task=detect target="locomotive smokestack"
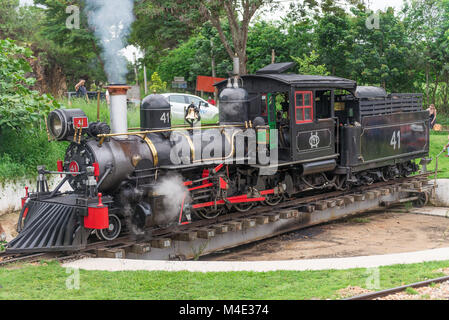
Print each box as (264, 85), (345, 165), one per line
(107, 85), (131, 137)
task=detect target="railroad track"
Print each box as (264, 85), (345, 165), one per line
(346, 276), (449, 300)
(0, 173), (434, 266)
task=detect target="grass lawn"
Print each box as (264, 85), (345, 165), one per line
(428, 132), (449, 178)
(0, 260), (449, 300)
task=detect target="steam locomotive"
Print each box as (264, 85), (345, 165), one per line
(7, 62), (430, 253)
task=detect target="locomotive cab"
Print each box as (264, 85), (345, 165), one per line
(215, 63), (357, 170)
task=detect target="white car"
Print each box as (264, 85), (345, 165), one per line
(161, 93), (219, 122)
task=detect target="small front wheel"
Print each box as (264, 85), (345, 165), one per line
(95, 214), (122, 241)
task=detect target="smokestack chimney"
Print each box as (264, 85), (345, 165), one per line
(233, 55), (240, 76)
(106, 85), (131, 137)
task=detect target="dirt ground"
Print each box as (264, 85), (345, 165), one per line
(0, 212), (18, 242)
(202, 209), (449, 261)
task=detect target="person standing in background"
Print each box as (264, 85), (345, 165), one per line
(207, 96), (216, 106)
(75, 79), (89, 102)
(427, 104), (437, 129)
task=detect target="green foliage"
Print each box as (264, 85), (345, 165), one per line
(291, 51), (330, 76)
(405, 287), (419, 295)
(156, 22), (233, 85)
(0, 241), (6, 252)
(0, 39), (59, 132)
(0, 129), (69, 182)
(149, 72), (167, 93)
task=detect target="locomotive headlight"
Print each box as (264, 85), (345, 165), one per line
(47, 109), (88, 141)
(48, 112), (63, 139)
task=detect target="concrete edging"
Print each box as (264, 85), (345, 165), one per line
(62, 247), (449, 273)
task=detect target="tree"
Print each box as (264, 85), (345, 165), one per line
(34, 0), (107, 89)
(0, 0), (20, 39)
(246, 21), (289, 73)
(0, 39), (59, 132)
(149, 72), (167, 93)
(291, 51), (330, 76)
(141, 0), (279, 75)
(197, 0), (279, 75)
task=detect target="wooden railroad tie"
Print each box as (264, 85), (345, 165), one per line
(267, 213), (280, 222)
(365, 191), (376, 200)
(326, 200), (337, 208)
(256, 216), (269, 225)
(280, 210), (298, 219)
(130, 243), (151, 255)
(335, 198), (345, 207)
(96, 248), (125, 259)
(342, 196), (355, 205)
(242, 218), (257, 229)
(151, 238), (172, 249)
(173, 231), (197, 242)
(226, 221), (242, 232)
(299, 205), (315, 213)
(315, 201), (327, 211)
(197, 229), (215, 239)
(214, 224), (229, 234)
(372, 190), (381, 198)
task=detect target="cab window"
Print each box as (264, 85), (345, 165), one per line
(295, 91), (313, 124)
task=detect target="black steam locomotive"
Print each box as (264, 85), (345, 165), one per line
(7, 62), (430, 253)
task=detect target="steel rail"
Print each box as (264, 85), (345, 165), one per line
(345, 275), (449, 300)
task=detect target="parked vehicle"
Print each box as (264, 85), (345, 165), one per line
(161, 93), (219, 122)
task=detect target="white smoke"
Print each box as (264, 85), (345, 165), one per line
(154, 175), (190, 224)
(85, 0), (135, 84)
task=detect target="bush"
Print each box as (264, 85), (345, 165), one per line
(0, 39), (59, 132)
(0, 129), (68, 182)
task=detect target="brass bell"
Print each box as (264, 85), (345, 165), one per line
(186, 107), (198, 121)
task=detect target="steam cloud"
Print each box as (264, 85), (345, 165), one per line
(154, 175), (190, 224)
(85, 0), (135, 84)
